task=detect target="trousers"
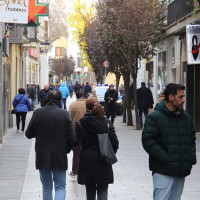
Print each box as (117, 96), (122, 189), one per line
(72, 141), (82, 174)
(39, 169), (66, 200)
(16, 112), (27, 131)
(85, 184), (108, 200)
(153, 173), (185, 200)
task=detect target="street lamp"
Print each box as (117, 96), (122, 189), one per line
(40, 40), (50, 52)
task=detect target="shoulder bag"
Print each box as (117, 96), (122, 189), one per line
(98, 120), (118, 165)
(11, 95), (24, 114)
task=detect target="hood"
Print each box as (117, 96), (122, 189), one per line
(80, 116), (108, 134)
(154, 100), (184, 117)
(60, 82), (67, 87)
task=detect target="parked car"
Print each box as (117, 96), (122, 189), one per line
(95, 85), (123, 115)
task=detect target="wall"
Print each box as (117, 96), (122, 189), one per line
(40, 52), (49, 89)
(0, 23), (3, 143)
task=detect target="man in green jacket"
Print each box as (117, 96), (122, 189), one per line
(142, 83), (196, 200)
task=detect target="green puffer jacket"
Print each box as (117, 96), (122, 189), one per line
(142, 101), (196, 177)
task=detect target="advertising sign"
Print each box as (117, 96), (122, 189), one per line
(0, 0), (29, 24)
(29, 48), (40, 60)
(187, 25), (200, 65)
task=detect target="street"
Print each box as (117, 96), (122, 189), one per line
(0, 98), (200, 200)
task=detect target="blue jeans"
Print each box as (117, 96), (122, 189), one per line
(39, 169), (66, 200)
(31, 98), (35, 111)
(61, 98), (67, 109)
(153, 173), (185, 200)
(139, 109), (148, 127)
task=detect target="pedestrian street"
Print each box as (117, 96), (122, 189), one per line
(0, 98), (200, 200)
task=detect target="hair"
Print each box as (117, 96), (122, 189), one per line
(18, 88), (25, 94)
(109, 84), (114, 88)
(76, 90), (84, 99)
(141, 82), (146, 87)
(46, 90), (62, 102)
(92, 104), (104, 117)
(164, 83), (185, 102)
(86, 98), (98, 110)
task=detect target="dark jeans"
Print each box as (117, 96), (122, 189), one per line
(16, 112), (27, 131)
(72, 141), (82, 174)
(69, 90), (73, 98)
(105, 104), (115, 124)
(31, 98), (35, 111)
(86, 184), (108, 200)
(139, 109), (148, 127)
(61, 98), (67, 109)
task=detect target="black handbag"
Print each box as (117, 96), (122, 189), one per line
(11, 95), (24, 114)
(97, 133), (118, 165)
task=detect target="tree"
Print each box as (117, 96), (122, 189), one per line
(96, 0), (164, 128)
(52, 56), (75, 81)
(48, 0), (68, 42)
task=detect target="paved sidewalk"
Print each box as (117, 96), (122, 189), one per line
(0, 102), (200, 199)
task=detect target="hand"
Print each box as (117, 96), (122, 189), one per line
(110, 98), (113, 101)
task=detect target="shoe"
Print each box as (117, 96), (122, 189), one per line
(68, 171), (77, 180)
(16, 130), (19, 134)
(21, 131), (24, 134)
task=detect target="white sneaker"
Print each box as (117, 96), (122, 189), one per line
(68, 171), (77, 180)
(16, 130), (19, 134)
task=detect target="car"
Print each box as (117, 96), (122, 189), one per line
(95, 85), (123, 115)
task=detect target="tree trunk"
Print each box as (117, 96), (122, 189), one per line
(123, 72), (133, 126)
(115, 72), (121, 93)
(123, 93), (126, 123)
(132, 76), (140, 130)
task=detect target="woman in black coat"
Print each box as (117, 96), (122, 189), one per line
(76, 98), (119, 200)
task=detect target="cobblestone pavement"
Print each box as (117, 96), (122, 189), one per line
(0, 97), (200, 200)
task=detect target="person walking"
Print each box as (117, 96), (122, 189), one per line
(25, 90), (76, 200)
(74, 81), (81, 94)
(84, 82), (92, 99)
(38, 85), (50, 107)
(59, 82), (69, 109)
(88, 90), (98, 101)
(12, 88), (31, 134)
(28, 84), (36, 111)
(68, 82), (74, 98)
(76, 98), (119, 200)
(137, 82), (154, 128)
(104, 84), (118, 124)
(142, 83), (196, 200)
(68, 90), (86, 180)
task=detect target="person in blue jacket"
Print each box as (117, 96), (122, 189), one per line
(59, 82), (69, 109)
(12, 88), (31, 134)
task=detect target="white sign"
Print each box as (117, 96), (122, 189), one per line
(0, 0), (29, 24)
(187, 25), (200, 65)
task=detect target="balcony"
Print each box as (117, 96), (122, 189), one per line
(168, 0), (196, 26)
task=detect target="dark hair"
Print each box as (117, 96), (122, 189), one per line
(46, 90), (62, 102)
(164, 83), (185, 102)
(86, 98), (98, 110)
(141, 82), (146, 87)
(76, 90), (84, 99)
(92, 104), (104, 117)
(18, 88), (25, 94)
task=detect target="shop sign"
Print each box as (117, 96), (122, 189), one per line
(29, 48), (40, 59)
(28, 0), (49, 26)
(187, 25), (200, 64)
(0, 0), (29, 24)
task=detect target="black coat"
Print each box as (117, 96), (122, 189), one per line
(104, 89), (118, 106)
(25, 101), (76, 170)
(38, 89), (50, 107)
(84, 84), (92, 95)
(76, 114), (119, 185)
(137, 86), (154, 109)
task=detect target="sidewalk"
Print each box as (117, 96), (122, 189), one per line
(0, 104), (200, 199)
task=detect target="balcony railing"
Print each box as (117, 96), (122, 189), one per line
(168, 0), (195, 26)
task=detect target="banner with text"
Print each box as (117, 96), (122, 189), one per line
(187, 25), (200, 65)
(0, 0), (29, 24)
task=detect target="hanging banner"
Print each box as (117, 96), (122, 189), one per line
(187, 25), (200, 65)
(28, 0), (49, 26)
(0, 0), (29, 24)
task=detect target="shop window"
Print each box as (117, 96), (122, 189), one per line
(158, 51), (167, 94)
